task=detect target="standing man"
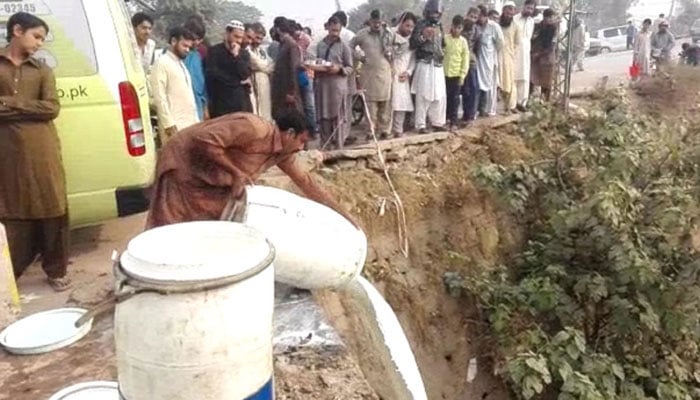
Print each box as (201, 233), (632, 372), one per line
(651, 20), (676, 69)
(476, 5), (504, 117)
(499, 1), (521, 114)
(572, 18), (586, 72)
(0, 13), (70, 291)
(184, 16), (208, 121)
(513, 0), (535, 110)
(146, 110), (356, 229)
(132, 12), (156, 74)
(633, 19), (653, 78)
(351, 10), (394, 138)
(315, 16), (354, 149)
(331, 11), (358, 145)
(206, 20), (253, 118)
(411, 0), (448, 134)
(626, 20), (637, 50)
(247, 22), (274, 121)
(461, 7), (481, 124)
(443, 15), (469, 131)
(271, 20), (303, 119)
(530, 9), (558, 102)
(151, 27), (200, 144)
(391, 12), (417, 137)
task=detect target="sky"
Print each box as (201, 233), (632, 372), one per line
(241, 0), (366, 34)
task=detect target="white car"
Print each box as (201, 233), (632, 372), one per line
(591, 25), (630, 53)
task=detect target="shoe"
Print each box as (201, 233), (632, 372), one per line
(379, 132), (390, 140)
(47, 276), (72, 292)
(344, 136), (358, 146)
(418, 128), (429, 134)
(432, 125), (446, 132)
(516, 104), (527, 112)
(449, 124), (458, 132)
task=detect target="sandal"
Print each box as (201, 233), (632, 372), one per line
(47, 277), (73, 292)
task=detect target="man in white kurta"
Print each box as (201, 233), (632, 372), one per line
(411, 0), (447, 133)
(513, 0), (535, 108)
(476, 6), (504, 117)
(391, 14), (417, 137)
(633, 19), (653, 78)
(247, 23), (274, 121)
(150, 27), (200, 144)
(499, 2), (521, 113)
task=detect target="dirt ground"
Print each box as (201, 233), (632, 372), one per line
(1, 116), (531, 399)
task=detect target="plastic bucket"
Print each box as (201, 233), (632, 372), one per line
(115, 222), (275, 400)
(240, 185), (367, 290)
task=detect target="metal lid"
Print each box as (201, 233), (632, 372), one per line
(48, 381), (119, 400)
(0, 308), (93, 355)
(120, 221), (274, 285)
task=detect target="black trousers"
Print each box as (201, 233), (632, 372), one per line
(445, 76), (462, 124)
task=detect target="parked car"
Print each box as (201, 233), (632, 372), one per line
(591, 26), (629, 53)
(0, 0), (157, 227)
(690, 18), (700, 43)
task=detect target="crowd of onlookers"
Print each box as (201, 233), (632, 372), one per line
(133, 0), (570, 150)
(628, 14), (700, 78)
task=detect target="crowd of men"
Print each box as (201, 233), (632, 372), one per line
(631, 15), (700, 78)
(135, 0), (565, 150)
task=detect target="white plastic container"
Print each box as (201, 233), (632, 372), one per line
(241, 185), (367, 289)
(115, 222), (275, 400)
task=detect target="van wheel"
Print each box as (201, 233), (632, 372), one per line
(600, 47), (611, 55)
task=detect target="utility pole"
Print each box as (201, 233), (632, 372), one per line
(670, 0), (677, 18)
(553, 0), (577, 112)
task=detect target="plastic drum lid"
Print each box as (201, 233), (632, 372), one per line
(0, 308), (93, 355)
(48, 381), (119, 400)
(120, 221), (273, 284)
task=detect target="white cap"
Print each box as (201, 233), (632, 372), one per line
(226, 20), (245, 31)
(503, 1), (517, 8)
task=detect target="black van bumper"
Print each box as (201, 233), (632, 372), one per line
(116, 187), (151, 217)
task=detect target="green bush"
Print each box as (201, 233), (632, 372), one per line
(464, 94), (700, 400)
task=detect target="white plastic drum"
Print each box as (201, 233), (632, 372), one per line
(242, 185), (367, 289)
(115, 222), (275, 400)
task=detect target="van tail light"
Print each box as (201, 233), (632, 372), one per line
(118, 81), (146, 157)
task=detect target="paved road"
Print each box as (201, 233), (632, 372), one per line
(572, 50), (635, 92)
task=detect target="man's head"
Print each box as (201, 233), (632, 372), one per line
(242, 23), (254, 48)
(642, 18), (652, 30)
(304, 26), (312, 36)
(477, 5), (489, 26)
(332, 11), (349, 28)
(326, 16), (343, 40)
(659, 13), (665, 19)
(184, 16), (206, 48)
(659, 19), (669, 33)
(451, 15), (464, 36)
(247, 22), (266, 48)
(501, 2), (516, 25)
(369, 9), (383, 32)
(543, 9), (556, 25)
(6, 12), (49, 56)
(423, 0), (443, 23)
(274, 109), (310, 151)
(131, 12), (153, 45)
(489, 9), (500, 22)
(522, 0), (536, 17)
(225, 20), (245, 46)
(168, 26), (194, 59)
(683, 42), (691, 51)
(465, 7), (479, 28)
(397, 12), (417, 37)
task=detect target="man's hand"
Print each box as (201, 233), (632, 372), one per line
(459, 78), (465, 87)
(230, 42), (241, 57)
(328, 64), (341, 74)
(398, 72), (409, 82)
(164, 125), (178, 140)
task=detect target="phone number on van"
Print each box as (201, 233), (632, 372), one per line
(2, 3), (37, 15)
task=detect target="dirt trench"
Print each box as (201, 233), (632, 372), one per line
(267, 126), (530, 400)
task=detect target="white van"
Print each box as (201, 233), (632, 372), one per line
(0, 0), (157, 227)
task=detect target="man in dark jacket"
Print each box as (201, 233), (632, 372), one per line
(205, 20), (252, 118)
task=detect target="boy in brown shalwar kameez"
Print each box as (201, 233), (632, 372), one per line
(0, 12), (70, 291)
(146, 110), (356, 229)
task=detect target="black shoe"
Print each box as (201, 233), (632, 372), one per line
(432, 125), (446, 132)
(418, 128), (430, 134)
(516, 104), (527, 112)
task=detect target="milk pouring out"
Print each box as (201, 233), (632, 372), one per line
(114, 186), (427, 399)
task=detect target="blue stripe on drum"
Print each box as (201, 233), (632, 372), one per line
(245, 379), (273, 399)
